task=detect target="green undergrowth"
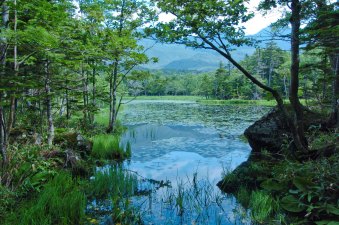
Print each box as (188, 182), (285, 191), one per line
(222, 150), (339, 224)
(4, 172), (86, 225)
(91, 134), (131, 160)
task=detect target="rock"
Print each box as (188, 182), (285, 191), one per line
(244, 106), (324, 154)
(244, 107), (290, 154)
(76, 134), (92, 156)
(218, 106), (326, 194)
(9, 127), (34, 144)
(54, 132), (92, 156)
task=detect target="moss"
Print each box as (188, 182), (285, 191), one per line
(54, 132), (78, 148)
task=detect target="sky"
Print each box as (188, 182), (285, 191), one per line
(159, 0), (285, 35)
(243, 0), (284, 35)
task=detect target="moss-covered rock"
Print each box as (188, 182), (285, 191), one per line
(54, 132), (92, 157)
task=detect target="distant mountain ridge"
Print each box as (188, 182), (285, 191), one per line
(140, 27), (291, 72)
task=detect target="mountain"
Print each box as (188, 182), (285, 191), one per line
(139, 27), (291, 72)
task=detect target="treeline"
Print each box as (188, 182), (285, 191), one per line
(0, 0), (156, 162)
(128, 41), (335, 103)
(0, 0), (338, 163)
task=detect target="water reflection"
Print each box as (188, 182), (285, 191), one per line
(115, 100), (270, 224)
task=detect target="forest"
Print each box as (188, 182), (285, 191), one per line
(0, 0), (338, 225)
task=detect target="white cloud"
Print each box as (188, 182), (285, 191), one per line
(243, 0), (285, 35)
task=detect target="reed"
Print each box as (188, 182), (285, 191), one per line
(91, 134), (131, 160)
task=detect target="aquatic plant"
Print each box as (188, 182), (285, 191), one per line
(91, 134), (131, 160)
(151, 174), (240, 224)
(90, 165), (138, 199)
(88, 166), (141, 225)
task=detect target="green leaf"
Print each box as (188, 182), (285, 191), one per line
(326, 204), (339, 216)
(260, 179), (285, 191)
(293, 177), (314, 192)
(280, 195), (306, 213)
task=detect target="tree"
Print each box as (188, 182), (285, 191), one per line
(79, 0), (155, 133)
(151, 0), (308, 154)
(303, 0), (339, 127)
(214, 62), (230, 99)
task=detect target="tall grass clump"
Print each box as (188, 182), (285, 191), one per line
(90, 166), (138, 199)
(88, 166), (141, 225)
(249, 190), (278, 224)
(6, 172), (86, 225)
(91, 134), (131, 160)
(236, 186), (251, 208)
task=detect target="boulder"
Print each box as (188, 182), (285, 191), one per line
(244, 107), (290, 154)
(244, 106), (324, 154)
(54, 132), (92, 157)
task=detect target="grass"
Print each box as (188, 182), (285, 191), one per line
(249, 191), (278, 224)
(5, 172), (86, 225)
(124, 95), (204, 101)
(87, 166), (141, 224)
(197, 98), (317, 107)
(91, 134), (131, 160)
(197, 99), (279, 106)
(157, 174), (235, 224)
(89, 166), (138, 199)
(236, 186), (251, 208)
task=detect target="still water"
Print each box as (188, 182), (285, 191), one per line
(89, 100), (270, 224)
(113, 100), (270, 225)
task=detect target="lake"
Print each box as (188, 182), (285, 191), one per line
(102, 100), (270, 224)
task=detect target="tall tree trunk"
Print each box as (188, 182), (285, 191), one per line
(45, 61), (54, 146)
(65, 79), (70, 120)
(91, 63), (96, 123)
(289, 0), (308, 153)
(107, 60), (119, 133)
(81, 62), (90, 124)
(0, 1), (9, 164)
(0, 96), (7, 164)
(283, 74), (289, 98)
(7, 0), (17, 134)
(328, 54), (339, 127)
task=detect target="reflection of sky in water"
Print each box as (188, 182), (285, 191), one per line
(116, 100), (269, 224)
(121, 100), (270, 184)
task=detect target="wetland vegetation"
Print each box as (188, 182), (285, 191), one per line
(1, 0), (338, 225)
